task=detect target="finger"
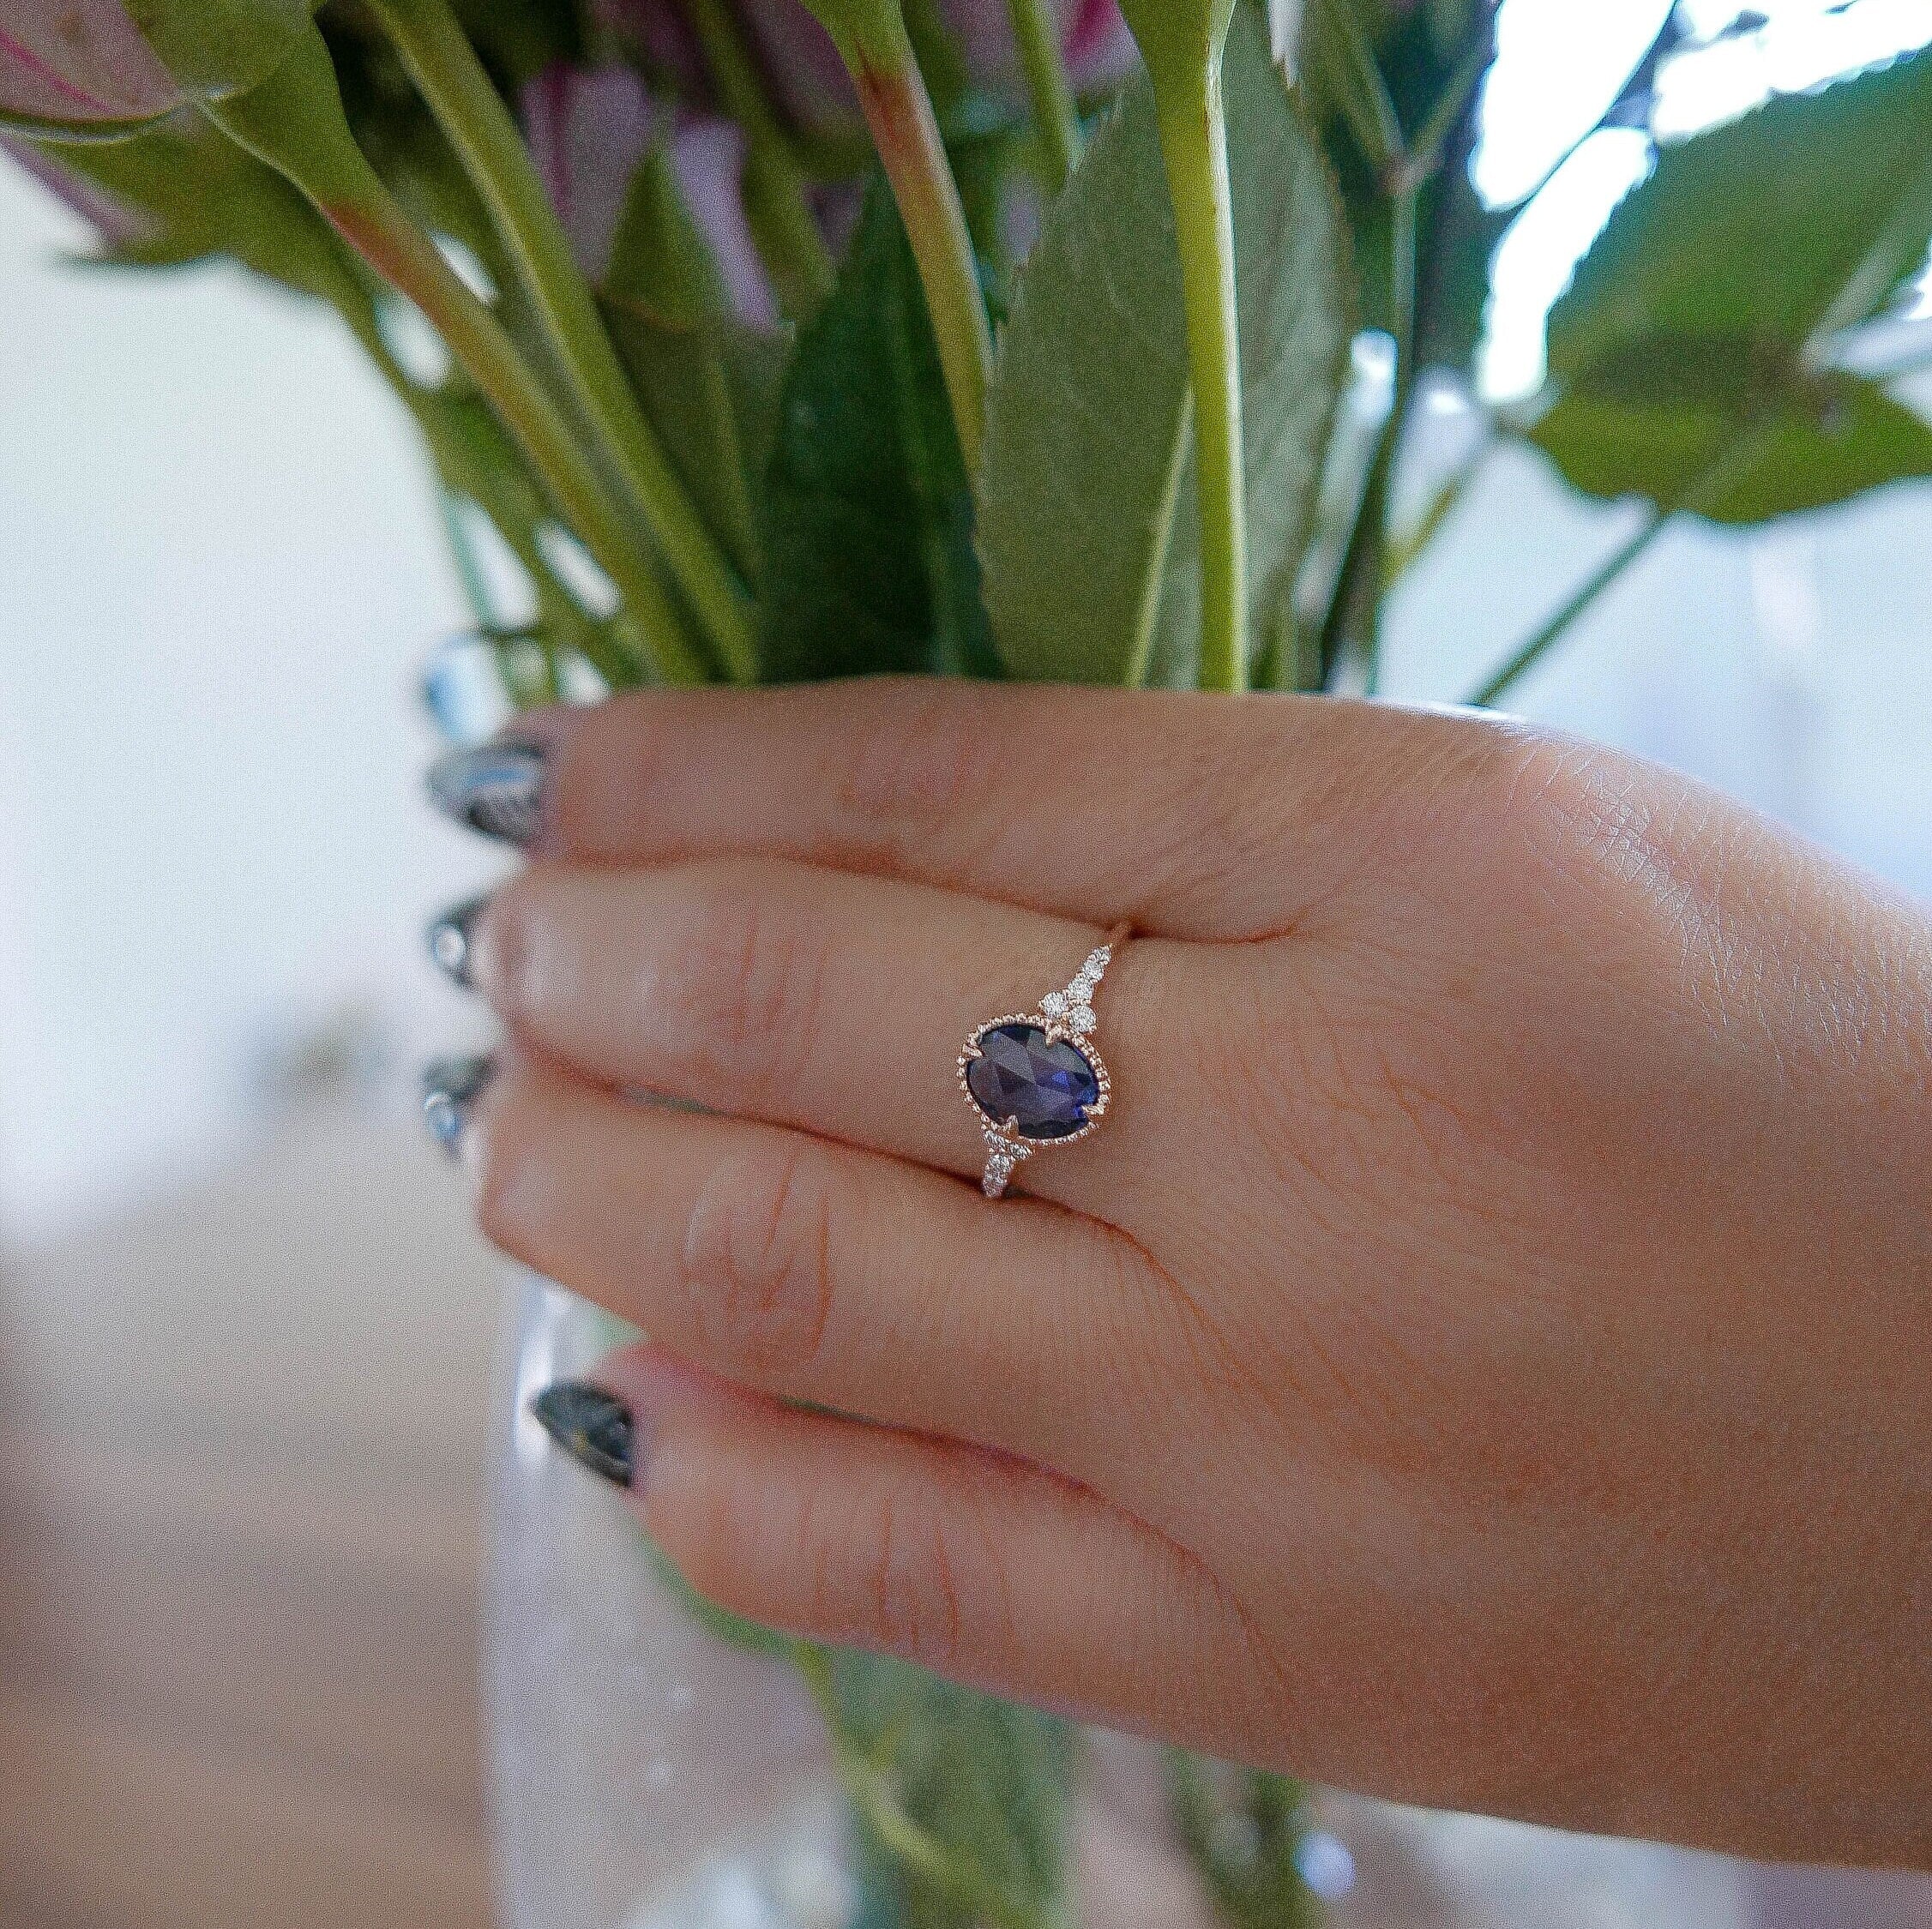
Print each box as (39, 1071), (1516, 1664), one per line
(577, 1344), (1274, 1745)
(472, 1060), (1183, 1502)
(472, 853), (1205, 1219)
(513, 679), (1516, 940)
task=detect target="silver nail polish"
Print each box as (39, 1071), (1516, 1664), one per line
(422, 1054), (496, 1155)
(426, 893), (491, 989)
(427, 741), (548, 846)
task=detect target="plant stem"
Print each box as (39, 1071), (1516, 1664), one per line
(364, 0), (758, 682)
(1383, 422), (1494, 591)
(1468, 417), (1777, 708)
(849, 25), (994, 472)
(1157, 61), (1246, 692)
(341, 201), (701, 682)
(1467, 509), (1662, 708)
(208, 29), (706, 684)
(1005, 0), (1081, 190)
(1317, 177), (1417, 691)
(1362, 177), (1418, 693)
(345, 285), (647, 686)
(790, 1644), (1050, 1929)
(681, 0), (837, 312)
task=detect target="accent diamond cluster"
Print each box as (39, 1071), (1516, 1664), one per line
(1042, 941), (1110, 1038)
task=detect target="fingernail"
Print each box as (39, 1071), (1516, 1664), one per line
(531, 1380), (637, 1489)
(427, 740), (548, 845)
(421, 1053), (495, 1156)
(426, 892), (491, 989)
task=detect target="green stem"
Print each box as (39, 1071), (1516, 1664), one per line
(682, 0), (837, 313)
(1005, 0), (1080, 190)
(790, 1645), (1051, 1929)
(1315, 177), (1419, 692)
(364, 0), (757, 681)
(1468, 510), (1662, 708)
(1469, 416), (1779, 707)
(1157, 62), (1246, 692)
(844, 19), (993, 472)
(209, 30), (704, 684)
(346, 287), (646, 686)
(1384, 424), (1494, 592)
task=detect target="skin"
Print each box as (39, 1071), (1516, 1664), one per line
(457, 678), (1932, 1866)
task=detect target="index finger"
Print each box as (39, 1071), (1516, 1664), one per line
(438, 678), (1518, 939)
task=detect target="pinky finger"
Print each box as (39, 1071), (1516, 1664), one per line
(538, 1345), (1271, 1744)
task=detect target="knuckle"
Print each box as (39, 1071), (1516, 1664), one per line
(681, 1139), (842, 1376)
(1486, 734), (1706, 916)
(658, 868), (829, 1101)
(1484, 735), (1749, 1009)
(831, 681), (1002, 870)
(830, 1480), (992, 1668)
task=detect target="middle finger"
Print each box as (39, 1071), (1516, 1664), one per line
(470, 855), (1197, 1221)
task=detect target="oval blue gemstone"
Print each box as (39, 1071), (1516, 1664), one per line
(966, 1023), (1099, 1141)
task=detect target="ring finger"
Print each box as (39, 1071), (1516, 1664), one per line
(467, 853), (1204, 1225)
(470, 1059), (1189, 1501)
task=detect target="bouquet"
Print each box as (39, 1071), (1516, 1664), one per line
(7, 0), (1930, 1920)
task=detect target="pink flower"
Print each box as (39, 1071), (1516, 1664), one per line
(0, 0), (179, 131)
(602, 0), (1136, 133)
(522, 64), (778, 328)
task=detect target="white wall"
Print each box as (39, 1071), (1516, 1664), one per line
(0, 161), (503, 1244)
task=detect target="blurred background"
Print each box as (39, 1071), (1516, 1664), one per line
(2, 0), (1929, 1925)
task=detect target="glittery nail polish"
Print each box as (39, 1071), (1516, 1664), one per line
(426, 740), (548, 845)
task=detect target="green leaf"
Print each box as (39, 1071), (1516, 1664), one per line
(1533, 357), (1932, 525)
(829, 1651), (1074, 1929)
(124, 0), (316, 105)
(755, 177), (996, 681)
(51, 107), (363, 302)
(979, 4), (1351, 685)
(601, 141), (791, 582)
(1550, 44), (1932, 372)
(1534, 45), (1932, 523)
(607, 302), (788, 585)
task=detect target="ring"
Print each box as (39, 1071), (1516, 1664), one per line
(958, 922), (1131, 1199)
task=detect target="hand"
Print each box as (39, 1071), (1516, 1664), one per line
(436, 679), (1932, 1866)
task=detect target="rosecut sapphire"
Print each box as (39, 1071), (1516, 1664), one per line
(966, 1023), (1099, 1140)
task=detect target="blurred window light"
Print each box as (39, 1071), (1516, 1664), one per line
(1655, 0), (1932, 137)
(1478, 129), (1653, 402)
(1472, 0), (1674, 207)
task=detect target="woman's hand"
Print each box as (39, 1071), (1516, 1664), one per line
(430, 679), (1932, 1866)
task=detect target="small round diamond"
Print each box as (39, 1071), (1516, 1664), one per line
(1068, 1005), (1096, 1035)
(1041, 990), (1068, 1016)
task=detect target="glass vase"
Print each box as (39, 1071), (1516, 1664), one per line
(485, 1276), (1930, 1929)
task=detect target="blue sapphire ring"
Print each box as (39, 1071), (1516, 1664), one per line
(958, 923), (1130, 1198)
